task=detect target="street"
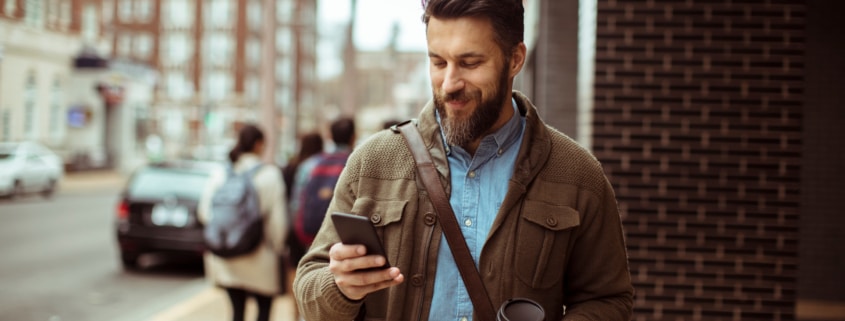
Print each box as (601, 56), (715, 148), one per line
(0, 173), (207, 321)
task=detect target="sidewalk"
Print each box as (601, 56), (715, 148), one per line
(146, 287), (298, 321)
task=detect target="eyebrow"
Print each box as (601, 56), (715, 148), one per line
(428, 51), (487, 59)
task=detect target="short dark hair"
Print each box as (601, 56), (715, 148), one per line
(422, 0), (524, 55)
(330, 117), (356, 146)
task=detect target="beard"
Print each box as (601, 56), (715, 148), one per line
(434, 62), (511, 149)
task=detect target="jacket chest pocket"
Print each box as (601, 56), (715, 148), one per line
(515, 201), (580, 289)
(350, 198), (407, 272)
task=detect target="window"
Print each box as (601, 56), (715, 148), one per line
(118, 0), (131, 22)
(59, 0), (70, 29)
(245, 75), (259, 102)
(204, 33), (233, 66)
(247, 0), (262, 32)
(162, 32), (193, 66)
(166, 72), (193, 100)
(205, 0), (232, 29)
(5, 0), (16, 17)
(204, 72), (231, 101)
(25, 0), (45, 28)
(276, 56), (292, 81)
(164, 0), (193, 28)
(102, 0), (113, 24)
(246, 38), (261, 68)
(275, 86), (291, 107)
(46, 0), (58, 26)
(135, 0), (151, 22)
(82, 4), (99, 42)
(50, 77), (64, 143)
(24, 72), (38, 139)
(275, 27), (292, 52)
(1, 109), (9, 141)
(117, 33), (131, 57)
(135, 33), (153, 60)
(276, 0), (293, 22)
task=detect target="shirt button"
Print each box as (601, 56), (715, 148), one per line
(468, 171), (476, 178)
(498, 148), (503, 155)
(460, 317), (468, 321)
(464, 218), (472, 227)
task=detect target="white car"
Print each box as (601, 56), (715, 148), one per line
(0, 141), (64, 198)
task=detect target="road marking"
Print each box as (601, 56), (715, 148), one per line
(145, 286), (220, 321)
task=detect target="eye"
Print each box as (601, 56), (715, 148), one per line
(430, 59), (447, 68)
(461, 61), (481, 68)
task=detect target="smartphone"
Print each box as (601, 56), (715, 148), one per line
(330, 212), (390, 271)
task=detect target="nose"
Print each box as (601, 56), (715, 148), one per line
(441, 65), (465, 95)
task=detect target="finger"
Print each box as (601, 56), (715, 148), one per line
(335, 268), (404, 300)
(328, 243), (366, 261)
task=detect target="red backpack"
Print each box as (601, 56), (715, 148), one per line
(293, 151), (350, 247)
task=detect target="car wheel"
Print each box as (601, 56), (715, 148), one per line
(12, 180), (24, 199)
(41, 179), (57, 198)
(121, 253), (140, 270)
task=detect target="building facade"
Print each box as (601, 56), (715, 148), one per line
(107, 0), (319, 161)
(0, 0), (122, 169)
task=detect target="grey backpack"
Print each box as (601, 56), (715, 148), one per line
(204, 164), (264, 258)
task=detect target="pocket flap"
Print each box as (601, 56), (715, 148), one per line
(351, 198), (407, 227)
(522, 201), (580, 231)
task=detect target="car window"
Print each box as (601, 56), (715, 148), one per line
(128, 168), (210, 200)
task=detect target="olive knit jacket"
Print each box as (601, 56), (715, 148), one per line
(294, 91), (634, 321)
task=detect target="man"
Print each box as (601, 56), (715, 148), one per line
(294, 0), (634, 320)
(292, 117), (356, 249)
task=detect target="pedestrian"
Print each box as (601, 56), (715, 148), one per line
(291, 117), (356, 249)
(282, 132), (325, 205)
(198, 123), (287, 321)
(293, 0), (634, 320)
(280, 131), (324, 321)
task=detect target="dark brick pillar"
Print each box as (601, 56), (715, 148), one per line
(592, 0), (803, 320)
(797, 0), (845, 319)
(532, 0), (579, 137)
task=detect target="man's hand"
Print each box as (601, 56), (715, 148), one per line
(328, 242), (405, 300)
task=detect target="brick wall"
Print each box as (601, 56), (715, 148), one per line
(592, 0), (803, 320)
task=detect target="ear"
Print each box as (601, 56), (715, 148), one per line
(508, 42), (527, 78)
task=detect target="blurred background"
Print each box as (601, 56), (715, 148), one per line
(1, 0), (843, 320)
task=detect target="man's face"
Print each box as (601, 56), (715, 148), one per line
(427, 16), (513, 148)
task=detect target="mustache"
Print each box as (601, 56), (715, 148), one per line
(438, 90), (473, 102)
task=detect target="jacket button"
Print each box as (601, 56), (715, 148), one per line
(410, 274), (425, 287)
(424, 212), (436, 226)
(546, 216), (558, 227)
(370, 214), (382, 224)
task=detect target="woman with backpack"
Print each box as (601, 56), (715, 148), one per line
(198, 124), (287, 321)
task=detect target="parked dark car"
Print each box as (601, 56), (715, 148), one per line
(115, 161), (223, 269)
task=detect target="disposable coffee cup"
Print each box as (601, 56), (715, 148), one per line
(496, 298), (545, 321)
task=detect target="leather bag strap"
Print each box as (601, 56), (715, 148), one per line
(393, 121), (497, 321)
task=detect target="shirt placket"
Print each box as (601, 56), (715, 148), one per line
(456, 165), (478, 320)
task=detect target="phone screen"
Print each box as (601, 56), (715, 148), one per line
(330, 212), (390, 271)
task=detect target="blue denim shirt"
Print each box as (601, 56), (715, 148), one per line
(429, 100), (525, 321)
